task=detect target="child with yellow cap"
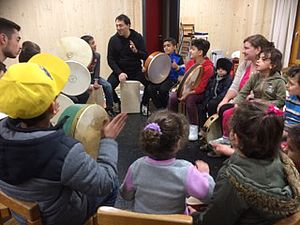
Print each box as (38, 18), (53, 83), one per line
(0, 53), (127, 225)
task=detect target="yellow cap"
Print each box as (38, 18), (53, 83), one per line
(0, 53), (70, 119)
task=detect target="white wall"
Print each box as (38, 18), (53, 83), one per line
(0, 0), (143, 77)
(180, 0), (274, 58)
(1, 0), (275, 75)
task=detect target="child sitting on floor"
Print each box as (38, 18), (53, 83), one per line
(120, 110), (215, 214)
(190, 101), (300, 225)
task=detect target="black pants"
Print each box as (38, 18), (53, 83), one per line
(147, 79), (177, 109)
(218, 103), (235, 133)
(198, 98), (223, 128)
(107, 72), (149, 105)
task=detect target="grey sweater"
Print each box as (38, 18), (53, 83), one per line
(0, 118), (118, 225)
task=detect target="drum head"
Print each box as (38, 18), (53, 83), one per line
(177, 63), (203, 98)
(62, 60), (91, 96)
(74, 104), (109, 159)
(58, 37), (93, 67)
(58, 104), (109, 159)
(51, 94), (74, 125)
(145, 52), (171, 84)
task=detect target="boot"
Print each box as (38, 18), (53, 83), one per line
(188, 125), (198, 141)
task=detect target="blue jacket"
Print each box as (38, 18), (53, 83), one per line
(168, 52), (185, 81)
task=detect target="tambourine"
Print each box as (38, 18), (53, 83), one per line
(177, 63), (204, 98)
(58, 36), (93, 67)
(62, 60), (91, 96)
(144, 51), (171, 84)
(58, 104), (109, 159)
(202, 114), (222, 144)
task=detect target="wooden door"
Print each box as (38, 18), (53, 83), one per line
(290, 3), (300, 65)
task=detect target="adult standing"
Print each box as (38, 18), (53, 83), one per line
(107, 14), (149, 115)
(0, 17), (21, 75)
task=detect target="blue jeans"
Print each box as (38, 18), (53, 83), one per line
(99, 77), (114, 109)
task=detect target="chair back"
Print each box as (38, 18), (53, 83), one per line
(97, 206), (192, 225)
(0, 190), (42, 225)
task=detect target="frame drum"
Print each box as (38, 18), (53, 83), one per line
(202, 114), (222, 144)
(62, 60), (91, 96)
(177, 63), (204, 98)
(58, 104), (109, 159)
(58, 36), (93, 67)
(144, 51), (171, 84)
(51, 94), (74, 125)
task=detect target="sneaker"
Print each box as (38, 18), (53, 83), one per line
(141, 104), (150, 116)
(188, 125), (198, 141)
(112, 102), (121, 114)
(209, 137), (231, 146)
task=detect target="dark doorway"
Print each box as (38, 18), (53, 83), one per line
(143, 0), (180, 54)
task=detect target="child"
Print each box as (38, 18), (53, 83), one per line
(190, 101), (300, 225)
(81, 35), (115, 117)
(234, 47), (286, 108)
(148, 38), (185, 109)
(285, 64), (300, 131)
(18, 41), (41, 62)
(198, 58), (233, 128)
(0, 53), (127, 225)
(120, 110), (215, 214)
(210, 47), (286, 148)
(168, 38), (214, 141)
(286, 124), (300, 172)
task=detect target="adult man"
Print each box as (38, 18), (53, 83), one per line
(107, 14), (149, 115)
(0, 17), (21, 75)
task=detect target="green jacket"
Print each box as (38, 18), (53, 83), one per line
(193, 152), (300, 225)
(234, 71), (286, 108)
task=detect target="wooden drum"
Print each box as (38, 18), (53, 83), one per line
(58, 104), (109, 159)
(120, 81), (141, 113)
(202, 114), (222, 144)
(144, 51), (171, 84)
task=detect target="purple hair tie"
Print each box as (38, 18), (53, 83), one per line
(144, 123), (162, 134)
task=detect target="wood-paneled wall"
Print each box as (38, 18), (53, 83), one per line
(1, 0), (274, 76)
(180, 0), (274, 58)
(0, 0), (143, 77)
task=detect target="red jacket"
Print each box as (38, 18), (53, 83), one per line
(185, 57), (214, 94)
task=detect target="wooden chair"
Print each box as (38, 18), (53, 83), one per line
(0, 191), (97, 225)
(274, 210), (300, 225)
(97, 206), (192, 225)
(0, 190), (42, 225)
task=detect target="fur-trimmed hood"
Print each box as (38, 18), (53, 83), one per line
(226, 152), (300, 217)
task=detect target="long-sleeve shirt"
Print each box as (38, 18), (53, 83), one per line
(185, 57), (214, 94)
(107, 29), (147, 77)
(234, 71), (286, 108)
(120, 156), (215, 214)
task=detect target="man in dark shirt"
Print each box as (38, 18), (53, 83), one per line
(107, 14), (149, 115)
(0, 17), (21, 76)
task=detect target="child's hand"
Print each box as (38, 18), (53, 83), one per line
(171, 60), (179, 70)
(195, 160), (209, 173)
(246, 93), (254, 101)
(188, 206), (197, 215)
(103, 113), (127, 139)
